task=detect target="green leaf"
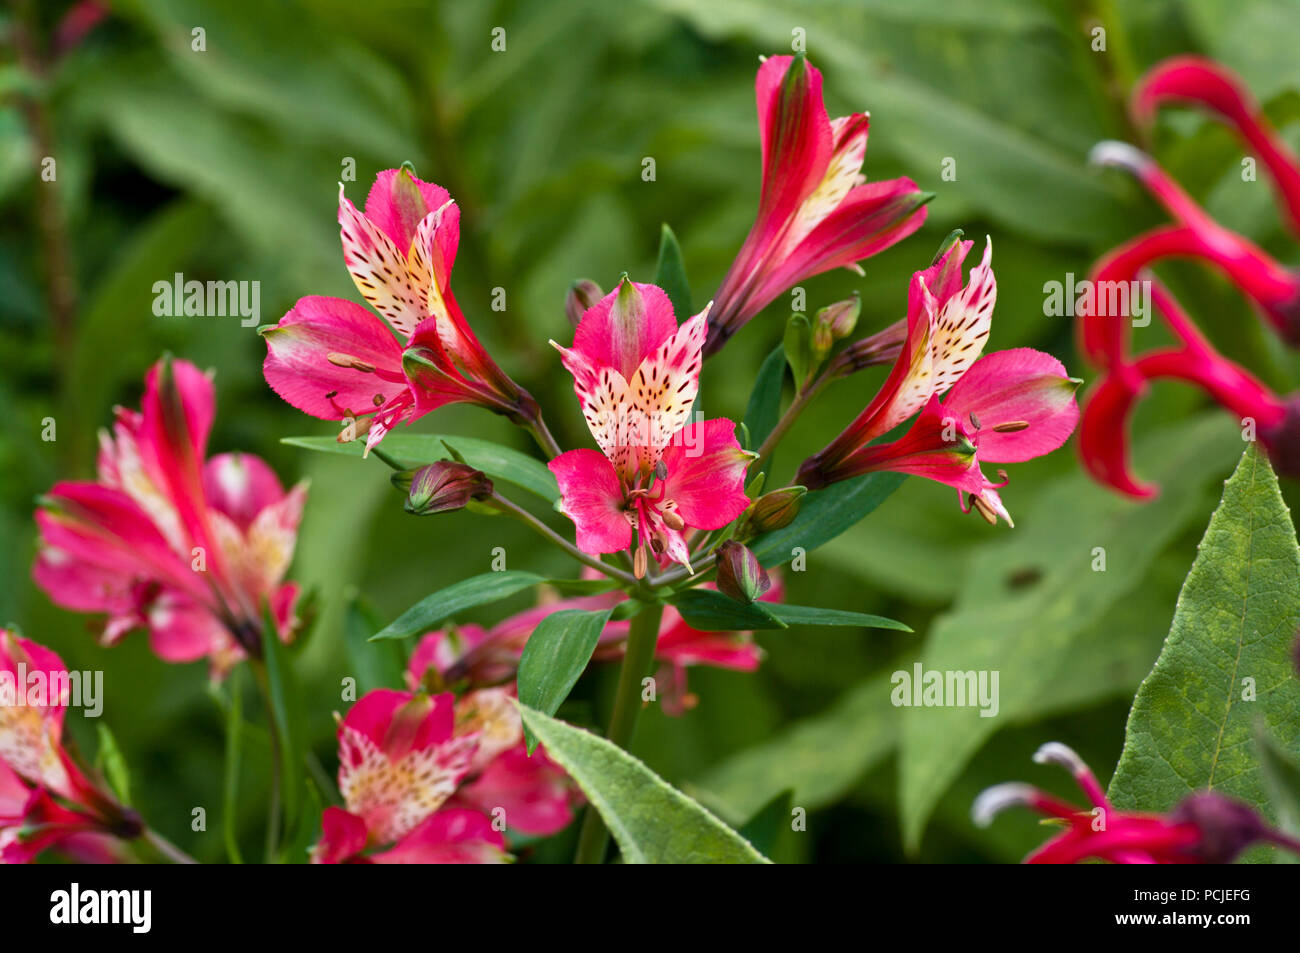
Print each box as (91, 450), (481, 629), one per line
(653, 223), (693, 319)
(94, 724), (133, 809)
(669, 588), (908, 632)
(517, 607), (616, 752)
(344, 588), (407, 694)
(736, 789), (795, 859)
(1108, 446), (1300, 863)
(369, 571), (546, 641)
(517, 704), (770, 863)
(259, 603), (306, 858)
(748, 472), (907, 568)
(282, 434), (559, 503)
(1256, 724), (1300, 856)
(898, 415), (1244, 852)
(221, 667), (245, 865)
(743, 346), (787, 453)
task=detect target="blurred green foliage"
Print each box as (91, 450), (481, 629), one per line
(3, 0), (1300, 863)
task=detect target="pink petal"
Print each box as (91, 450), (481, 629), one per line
(311, 807), (370, 864)
(369, 809), (507, 864)
(660, 419), (752, 531)
(262, 295), (407, 420)
(339, 689), (456, 754)
(144, 589), (231, 664)
(203, 452), (285, 529)
(754, 55), (833, 235)
(945, 348), (1080, 463)
(548, 449), (632, 555)
(363, 168), (452, 255)
(452, 743), (577, 837)
(562, 279), (678, 383)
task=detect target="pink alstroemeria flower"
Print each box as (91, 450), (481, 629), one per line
(705, 53), (929, 355)
(0, 632), (140, 864)
(312, 688), (507, 864)
(549, 279), (753, 574)
(33, 359), (306, 673)
(263, 167), (540, 453)
(974, 742), (1300, 864)
(797, 237), (1079, 524)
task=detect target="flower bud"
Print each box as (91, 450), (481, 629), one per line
(565, 279), (604, 326)
(714, 540), (772, 604)
(399, 462), (493, 516)
(1170, 791), (1269, 863)
(812, 293), (861, 355)
(746, 486), (806, 534)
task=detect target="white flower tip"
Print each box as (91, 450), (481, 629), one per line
(1089, 140), (1152, 176)
(1033, 741), (1087, 776)
(972, 783), (1036, 828)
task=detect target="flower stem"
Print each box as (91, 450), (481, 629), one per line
(490, 492), (639, 586)
(527, 415), (564, 460)
(249, 661), (283, 863)
(144, 827), (199, 864)
(573, 600), (665, 864)
(754, 375), (828, 473)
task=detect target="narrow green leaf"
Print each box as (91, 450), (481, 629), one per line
(783, 313), (812, 390)
(748, 472), (907, 568)
(1108, 446), (1300, 862)
(94, 724), (132, 808)
(653, 223), (692, 319)
(259, 604), (306, 855)
(221, 667), (244, 864)
(344, 588), (407, 693)
(743, 346), (787, 453)
(517, 607), (616, 752)
(669, 588), (908, 632)
(281, 434), (558, 502)
(370, 571), (546, 641)
(518, 704), (770, 863)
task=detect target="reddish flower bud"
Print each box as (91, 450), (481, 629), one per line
(715, 540), (772, 604)
(401, 462), (493, 516)
(812, 293), (861, 355)
(565, 279), (604, 327)
(744, 486), (807, 534)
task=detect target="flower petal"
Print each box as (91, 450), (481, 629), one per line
(548, 449), (632, 555)
(660, 418), (752, 531)
(945, 348), (1080, 463)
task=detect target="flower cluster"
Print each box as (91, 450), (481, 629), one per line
(1078, 57), (1300, 495)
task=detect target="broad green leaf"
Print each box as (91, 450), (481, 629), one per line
(748, 472), (907, 568)
(517, 607), (616, 752)
(654, 223), (693, 318)
(898, 415), (1243, 852)
(370, 571), (546, 641)
(1256, 725), (1300, 856)
(344, 588), (407, 694)
(282, 434), (559, 503)
(518, 704), (770, 863)
(95, 724), (133, 809)
(669, 588), (908, 632)
(1108, 446), (1300, 864)
(743, 346), (787, 454)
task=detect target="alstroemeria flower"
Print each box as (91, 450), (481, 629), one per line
(34, 358), (306, 674)
(705, 54), (929, 355)
(974, 742), (1300, 864)
(549, 279), (753, 573)
(263, 167), (539, 453)
(0, 632), (140, 864)
(313, 688), (507, 864)
(797, 238), (1078, 524)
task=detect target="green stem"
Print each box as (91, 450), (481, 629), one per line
(527, 415), (563, 460)
(573, 601), (665, 864)
(491, 492), (639, 586)
(144, 827), (199, 864)
(753, 374), (829, 474)
(250, 661), (282, 863)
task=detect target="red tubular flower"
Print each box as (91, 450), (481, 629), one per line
(262, 167), (540, 454)
(797, 238), (1078, 524)
(704, 53), (929, 355)
(33, 358), (306, 674)
(974, 742), (1300, 864)
(0, 632), (140, 863)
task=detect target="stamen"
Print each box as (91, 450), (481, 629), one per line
(633, 545), (647, 579)
(969, 412), (981, 430)
(327, 352), (376, 373)
(991, 420), (1030, 433)
(972, 783), (1037, 828)
(970, 495), (998, 525)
